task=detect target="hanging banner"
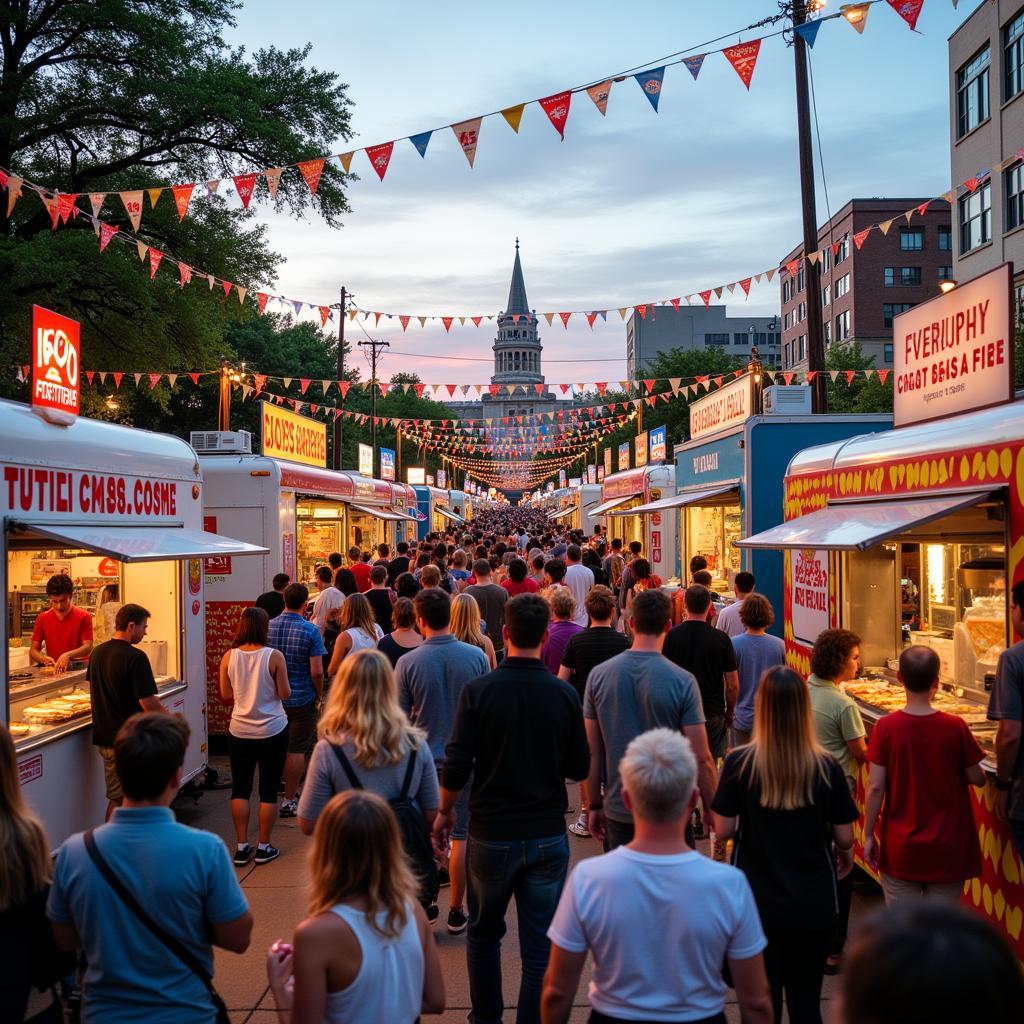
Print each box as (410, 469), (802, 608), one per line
(689, 374), (755, 441)
(31, 305), (80, 426)
(634, 430), (649, 468)
(380, 447), (396, 481)
(451, 118), (482, 168)
(648, 424), (667, 463)
(587, 80), (612, 115)
(618, 441), (631, 472)
(358, 442), (373, 477)
(604, 447), (613, 478)
(634, 67), (665, 111)
(539, 91), (571, 138)
(723, 40), (762, 90)
(892, 263), (1013, 429)
(261, 400), (327, 467)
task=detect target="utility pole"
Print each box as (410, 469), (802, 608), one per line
(334, 286), (348, 470)
(792, 1), (827, 413)
(358, 337), (390, 477)
(218, 358), (231, 431)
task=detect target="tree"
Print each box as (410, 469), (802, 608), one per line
(0, 1), (353, 398)
(823, 342), (893, 414)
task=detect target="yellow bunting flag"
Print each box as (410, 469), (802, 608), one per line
(500, 103), (526, 133)
(147, 188), (162, 209)
(338, 152), (354, 173)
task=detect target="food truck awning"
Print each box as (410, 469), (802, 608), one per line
(608, 481), (740, 516)
(735, 491), (995, 552)
(10, 523), (269, 562)
(590, 494), (642, 517)
(548, 507), (575, 521)
(348, 503), (417, 522)
(436, 506), (466, 525)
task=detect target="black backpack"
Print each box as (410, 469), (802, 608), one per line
(331, 743), (440, 909)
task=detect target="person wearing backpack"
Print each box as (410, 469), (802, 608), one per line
(297, 650), (441, 921)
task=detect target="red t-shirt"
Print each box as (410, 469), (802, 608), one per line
(868, 709), (984, 883)
(502, 578), (539, 597)
(31, 606), (93, 659)
(349, 562), (372, 593)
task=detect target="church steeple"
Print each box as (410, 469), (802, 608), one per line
(492, 241), (542, 386)
(505, 237), (530, 315)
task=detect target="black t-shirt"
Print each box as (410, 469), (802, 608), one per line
(255, 590), (285, 620)
(662, 620), (737, 717)
(560, 626), (630, 700)
(711, 750), (859, 935)
(87, 639), (158, 747)
(387, 556), (410, 587)
(365, 588), (394, 634)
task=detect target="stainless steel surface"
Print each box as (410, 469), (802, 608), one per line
(844, 547), (899, 670)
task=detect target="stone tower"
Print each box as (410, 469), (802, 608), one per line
(491, 239), (545, 387)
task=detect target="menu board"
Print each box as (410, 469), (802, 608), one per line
(297, 522), (339, 560)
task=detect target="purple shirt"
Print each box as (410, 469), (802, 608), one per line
(543, 620), (584, 675)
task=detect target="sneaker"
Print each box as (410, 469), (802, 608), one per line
(568, 815), (591, 838)
(447, 907), (468, 935)
(426, 903), (440, 925)
(437, 866), (450, 888)
(254, 844), (280, 865)
(233, 844), (254, 867)
(279, 799), (297, 818)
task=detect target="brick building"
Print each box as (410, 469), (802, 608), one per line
(779, 199), (952, 373)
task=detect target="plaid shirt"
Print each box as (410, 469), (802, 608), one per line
(268, 612), (326, 708)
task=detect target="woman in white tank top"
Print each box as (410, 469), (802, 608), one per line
(266, 790), (445, 1023)
(326, 594), (385, 679)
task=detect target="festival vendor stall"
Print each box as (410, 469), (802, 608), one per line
(2, 398), (266, 846)
(597, 464), (677, 583)
(737, 264), (1024, 957)
(413, 485), (464, 538)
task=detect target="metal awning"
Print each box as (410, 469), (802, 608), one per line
(549, 507), (575, 521)
(10, 523), (269, 563)
(436, 506), (466, 525)
(608, 481), (740, 516)
(735, 491), (994, 552)
(590, 493), (642, 517)
(348, 503), (416, 522)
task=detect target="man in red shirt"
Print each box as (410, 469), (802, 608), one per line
(347, 545), (372, 593)
(864, 645), (986, 903)
(30, 573), (94, 672)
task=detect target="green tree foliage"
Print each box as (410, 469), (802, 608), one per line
(0, 0), (353, 395)
(823, 342), (893, 414)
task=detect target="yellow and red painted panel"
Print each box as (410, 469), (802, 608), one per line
(205, 600), (253, 734)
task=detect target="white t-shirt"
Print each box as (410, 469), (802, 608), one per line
(715, 597), (747, 638)
(548, 847), (766, 1022)
(312, 586), (345, 632)
(563, 562), (594, 627)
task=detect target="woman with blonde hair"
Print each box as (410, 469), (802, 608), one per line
(266, 790), (445, 1023)
(296, 651), (440, 915)
(92, 582), (122, 644)
(712, 666), (858, 1024)
(449, 592), (497, 669)
(326, 594), (385, 677)
(1, 725), (71, 1021)
(541, 587), (583, 674)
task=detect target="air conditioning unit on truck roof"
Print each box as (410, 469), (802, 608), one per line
(189, 430), (252, 454)
(762, 385), (812, 416)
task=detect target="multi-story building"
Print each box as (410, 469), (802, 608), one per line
(625, 305), (781, 379)
(948, 1), (1024, 307)
(779, 199), (951, 373)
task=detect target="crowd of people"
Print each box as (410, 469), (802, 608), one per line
(4, 505), (1024, 1024)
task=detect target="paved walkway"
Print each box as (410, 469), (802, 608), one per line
(176, 757), (879, 1023)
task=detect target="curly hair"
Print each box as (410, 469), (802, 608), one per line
(810, 628), (861, 680)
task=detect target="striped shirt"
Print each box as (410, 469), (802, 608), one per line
(267, 612), (326, 708)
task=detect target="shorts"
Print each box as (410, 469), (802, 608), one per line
(229, 727), (290, 803)
(98, 746), (123, 802)
(705, 715), (728, 761)
(284, 701), (318, 755)
(437, 759), (470, 841)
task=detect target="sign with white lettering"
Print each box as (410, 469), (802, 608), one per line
(380, 448), (395, 481)
(31, 306), (80, 425)
(618, 442), (631, 472)
(792, 548), (830, 646)
(358, 443), (373, 477)
(634, 431), (648, 468)
(407, 467), (425, 485)
(689, 374), (754, 441)
(893, 263), (1013, 428)
(648, 425), (667, 463)
(261, 401), (327, 467)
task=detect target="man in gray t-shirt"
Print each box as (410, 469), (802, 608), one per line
(583, 589), (716, 850)
(988, 581), (1024, 859)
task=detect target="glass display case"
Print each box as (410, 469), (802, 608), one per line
(683, 502), (742, 593)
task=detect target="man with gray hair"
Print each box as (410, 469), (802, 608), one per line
(542, 728), (772, 1024)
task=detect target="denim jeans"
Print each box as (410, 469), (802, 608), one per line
(466, 832), (570, 1024)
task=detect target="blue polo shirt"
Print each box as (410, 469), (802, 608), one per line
(268, 610), (327, 708)
(47, 807), (248, 1024)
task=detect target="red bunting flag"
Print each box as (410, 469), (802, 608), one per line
(916, 200), (930, 217)
(366, 142), (394, 182)
(806, 371), (817, 383)
(188, 372), (200, 385)
(596, 382), (608, 396)
(586, 312), (598, 328)
(786, 259), (800, 277)
(535, 384), (545, 395)
(670, 297), (681, 310)
(738, 278), (752, 297)
(338, 382), (352, 399)
(699, 290), (711, 308)
(41, 194), (59, 229)
(442, 317), (453, 332)
(644, 380), (655, 393)
(112, 372), (124, 388)
(446, 384), (457, 397)
(319, 306), (330, 327)
(888, 0), (924, 31)
(723, 40), (762, 90)
(233, 173), (258, 210)
(254, 374), (266, 395)
(637, 305), (647, 320)
(148, 373), (161, 389)
(471, 316), (482, 327)
(845, 370), (856, 385)
(57, 193), (78, 224)
(257, 292), (270, 314)
(488, 384), (500, 397)
(399, 315), (410, 331)
(99, 223), (118, 252)
(782, 372), (795, 386)
(559, 312), (571, 327)
(377, 382), (389, 396)
(299, 379), (310, 394)
(538, 91), (572, 139)
(852, 228), (871, 250)
(178, 263), (192, 288)
(148, 248), (163, 279)
(878, 370), (891, 384)
(85, 371), (95, 385)
(171, 184), (194, 221)
(374, 312), (382, 326)
(297, 159), (325, 196)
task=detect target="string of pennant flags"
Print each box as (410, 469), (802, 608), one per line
(0, 0), (929, 226)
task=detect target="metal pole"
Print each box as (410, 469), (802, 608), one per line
(334, 286), (347, 470)
(358, 338), (390, 477)
(396, 425), (402, 482)
(218, 358), (231, 431)
(792, 1), (827, 413)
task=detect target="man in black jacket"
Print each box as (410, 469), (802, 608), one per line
(435, 593), (589, 1024)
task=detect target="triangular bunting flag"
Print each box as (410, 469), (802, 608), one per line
(236, 286), (246, 305)
(299, 379), (310, 395)
(636, 304), (647, 320)
(559, 312), (571, 327)
(916, 200), (930, 217)
(794, 19), (822, 47)
(829, 371), (840, 383)
(683, 54), (705, 80)
(878, 370), (891, 384)
(170, 183), (194, 221)
(723, 40), (762, 90)
(148, 248), (163, 279)
(544, 312), (555, 326)
(786, 259), (800, 277)
(619, 308), (628, 320)
(887, 0), (924, 31)
(842, 3), (870, 32)
(146, 188), (161, 210)
(471, 316), (482, 327)
(338, 152), (354, 173)
(188, 372), (200, 385)
(366, 143), (394, 182)
(99, 223), (118, 252)
(133, 373), (142, 387)
(178, 263), (192, 288)
(418, 316), (427, 328)
(120, 190), (144, 231)
(264, 168), (282, 198)
(233, 173), (258, 210)
(853, 227), (871, 250)
(5, 176), (21, 215)
(442, 317), (453, 332)
(399, 315), (410, 331)
(739, 278), (752, 296)
(586, 80), (612, 115)
(634, 67), (665, 111)
(148, 373), (162, 390)
(40, 194), (59, 230)
(56, 193), (78, 224)
(699, 290), (711, 308)
(206, 179), (221, 196)
(257, 293), (270, 314)
(586, 312), (598, 328)
(845, 370), (857, 385)
(538, 91), (571, 139)
(223, 280), (233, 297)
(878, 218), (894, 235)
(338, 382), (352, 399)
(500, 103), (526, 133)
(112, 372), (123, 389)
(452, 117), (482, 168)
(297, 158), (325, 196)
(806, 371), (817, 383)
(89, 193), (106, 217)
(410, 131), (432, 158)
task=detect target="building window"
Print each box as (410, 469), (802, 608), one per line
(1006, 10), (1024, 102)
(884, 343), (894, 364)
(959, 182), (992, 253)
(937, 266), (954, 280)
(1015, 283), (1024, 325)
(938, 225), (952, 250)
(733, 332), (749, 345)
(834, 235), (850, 263)
(883, 303), (913, 328)
(900, 228), (924, 251)
(835, 309), (851, 341)
(884, 267), (895, 286)
(821, 285), (830, 308)
(799, 335), (806, 361)
(824, 321), (831, 345)
(901, 267), (921, 286)
(705, 333), (729, 346)
(821, 248), (830, 273)
(796, 266), (805, 292)
(834, 273), (850, 298)
(798, 301), (806, 323)
(1007, 163), (1024, 232)
(782, 279), (792, 303)
(957, 46), (990, 138)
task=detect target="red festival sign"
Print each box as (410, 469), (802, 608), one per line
(31, 305), (80, 425)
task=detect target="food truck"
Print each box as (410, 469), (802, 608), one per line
(547, 483), (603, 535)
(2, 399), (266, 846)
(448, 489), (472, 523)
(596, 464), (677, 584)
(670, 374), (889, 629)
(413, 485), (464, 538)
(737, 265), (1024, 957)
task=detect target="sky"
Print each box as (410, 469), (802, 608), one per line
(230, 0), (974, 388)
